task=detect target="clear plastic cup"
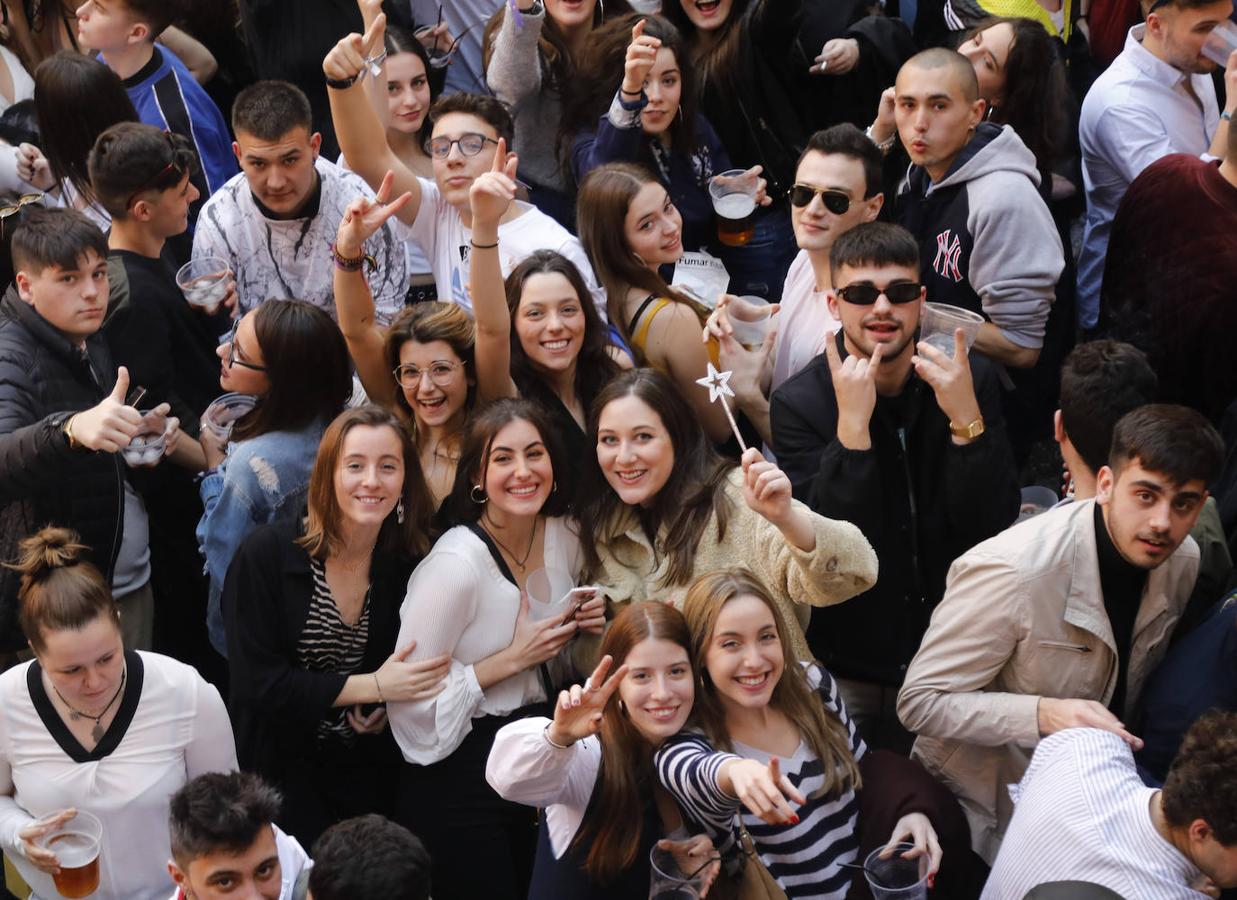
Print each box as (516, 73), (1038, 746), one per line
(918, 302), (985, 357)
(708, 169), (759, 247)
(38, 809), (103, 899)
(649, 843), (707, 899)
(121, 411), (167, 468)
(726, 297), (778, 350)
(201, 392), (258, 441)
(1202, 19), (1237, 66)
(176, 257), (231, 309)
(863, 843), (929, 900)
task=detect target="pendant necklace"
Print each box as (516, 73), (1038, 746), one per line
(52, 667), (126, 743)
(483, 515), (540, 573)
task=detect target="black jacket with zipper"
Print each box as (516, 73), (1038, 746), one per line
(0, 287), (127, 648)
(770, 333), (1019, 685)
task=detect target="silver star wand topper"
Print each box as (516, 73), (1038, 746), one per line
(695, 363), (747, 452)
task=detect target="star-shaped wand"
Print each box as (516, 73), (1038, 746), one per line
(695, 362), (747, 452)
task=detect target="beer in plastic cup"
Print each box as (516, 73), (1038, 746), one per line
(709, 169), (758, 247)
(39, 810), (102, 899)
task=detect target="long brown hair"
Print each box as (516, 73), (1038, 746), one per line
(383, 301), (477, 445)
(571, 600), (694, 883)
(683, 568), (861, 799)
(661, 0), (752, 96)
(575, 162), (703, 351)
(580, 368), (733, 586)
(8, 527), (120, 653)
(298, 406), (434, 561)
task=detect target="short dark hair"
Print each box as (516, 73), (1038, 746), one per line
(1059, 341), (1158, 476)
(426, 92), (514, 147)
(1161, 711), (1237, 845)
(1142, 0), (1225, 14)
(113, 0), (184, 37)
(168, 772), (282, 868)
(829, 221), (920, 277)
(88, 122), (200, 220)
(232, 81), (313, 142)
(1109, 404), (1224, 487)
(900, 47), (980, 103)
(10, 207), (108, 276)
(309, 815), (432, 900)
(797, 124), (884, 199)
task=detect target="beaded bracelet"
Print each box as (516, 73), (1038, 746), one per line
(331, 242), (377, 273)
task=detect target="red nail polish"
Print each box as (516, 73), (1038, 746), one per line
(928, 874), (936, 890)
(789, 814), (800, 825)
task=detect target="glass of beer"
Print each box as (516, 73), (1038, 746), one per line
(708, 169), (759, 247)
(39, 809), (102, 899)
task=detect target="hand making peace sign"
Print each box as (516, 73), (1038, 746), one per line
(336, 171), (413, 258)
(544, 654), (629, 749)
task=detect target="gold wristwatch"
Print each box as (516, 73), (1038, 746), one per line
(949, 417), (985, 440)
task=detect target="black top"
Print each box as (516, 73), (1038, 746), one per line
(222, 519), (415, 779)
(28, 650), (144, 763)
(1093, 503), (1146, 716)
(105, 247), (229, 431)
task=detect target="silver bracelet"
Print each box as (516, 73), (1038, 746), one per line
(864, 124), (897, 153)
(542, 723), (572, 750)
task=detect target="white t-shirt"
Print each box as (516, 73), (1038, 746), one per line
(193, 158), (410, 324)
(0, 46), (34, 113)
(0, 651), (237, 900)
(982, 729), (1208, 900)
(771, 249), (839, 394)
(405, 176), (606, 319)
(164, 826), (310, 900)
(336, 153), (432, 278)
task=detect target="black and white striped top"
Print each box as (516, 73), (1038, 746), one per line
(655, 665), (866, 899)
(295, 559), (372, 743)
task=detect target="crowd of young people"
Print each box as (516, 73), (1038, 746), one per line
(0, 0), (1234, 898)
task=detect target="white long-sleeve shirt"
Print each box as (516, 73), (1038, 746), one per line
(388, 518), (583, 764)
(0, 651), (237, 900)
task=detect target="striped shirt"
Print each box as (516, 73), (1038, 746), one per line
(656, 665), (866, 899)
(295, 559), (371, 743)
(982, 729), (1208, 899)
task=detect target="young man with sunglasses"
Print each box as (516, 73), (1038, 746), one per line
(192, 80), (410, 325)
(770, 221), (1018, 751)
(323, 17), (606, 318)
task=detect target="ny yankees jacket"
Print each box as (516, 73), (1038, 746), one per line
(895, 123), (1064, 353)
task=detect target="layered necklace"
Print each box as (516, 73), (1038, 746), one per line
(482, 514), (541, 573)
(52, 666), (126, 743)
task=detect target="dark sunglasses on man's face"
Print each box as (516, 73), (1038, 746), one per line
(787, 184), (853, 215)
(835, 282), (922, 305)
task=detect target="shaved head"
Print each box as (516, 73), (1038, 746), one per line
(898, 48), (981, 103)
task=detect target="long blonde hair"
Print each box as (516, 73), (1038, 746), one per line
(682, 568), (861, 799)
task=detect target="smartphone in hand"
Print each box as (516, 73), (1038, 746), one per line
(558, 586), (599, 627)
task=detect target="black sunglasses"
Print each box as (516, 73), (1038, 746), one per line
(835, 282), (922, 305)
(126, 132), (199, 209)
(787, 184), (853, 215)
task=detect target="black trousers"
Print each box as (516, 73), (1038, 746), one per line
(397, 706), (545, 900)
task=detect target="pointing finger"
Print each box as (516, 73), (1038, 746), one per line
(361, 13), (386, 55)
(491, 137), (507, 173)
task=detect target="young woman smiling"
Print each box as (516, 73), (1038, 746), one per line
(579, 368), (878, 664)
(487, 601), (720, 899)
(223, 406), (446, 848)
(469, 141), (623, 465)
(657, 569), (977, 899)
(389, 398), (606, 900)
(577, 162), (776, 444)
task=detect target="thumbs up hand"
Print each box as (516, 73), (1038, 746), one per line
(66, 366), (144, 453)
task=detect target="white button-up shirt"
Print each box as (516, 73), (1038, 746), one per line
(1077, 25), (1219, 328)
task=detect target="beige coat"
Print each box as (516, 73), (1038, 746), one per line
(592, 470), (879, 662)
(896, 499), (1198, 863)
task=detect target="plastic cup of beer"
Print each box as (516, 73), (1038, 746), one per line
(176, 256), (231, 309)
(39, 809), (102, 899)
(918, 302), (984, 357)
(1201, 19), (1237, 66)
(726, 297), (777, 350)
(709, 169), (759, 247)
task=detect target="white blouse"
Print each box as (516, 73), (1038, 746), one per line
(0, 651), (237, 900)
(389, 518), (583, 765)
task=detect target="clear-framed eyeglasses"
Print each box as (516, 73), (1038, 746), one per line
(393, 360), (464, 388)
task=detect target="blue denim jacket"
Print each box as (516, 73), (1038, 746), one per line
(197, 421), (325, 655)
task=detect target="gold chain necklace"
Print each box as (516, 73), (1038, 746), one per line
(482, 515), (540, 573)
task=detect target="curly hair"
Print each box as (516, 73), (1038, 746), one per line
(1161, 711), (1237, 845)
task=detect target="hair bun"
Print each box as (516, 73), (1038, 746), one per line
(10, 526), (88, 581)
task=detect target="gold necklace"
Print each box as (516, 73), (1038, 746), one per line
(483, 515), (540, 572)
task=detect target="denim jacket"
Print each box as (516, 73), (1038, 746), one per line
(197, 420), (325, 655)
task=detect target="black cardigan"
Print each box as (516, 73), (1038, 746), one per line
(222, 519), (416, 779)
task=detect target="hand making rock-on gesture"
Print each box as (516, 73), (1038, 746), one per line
(824, 335), (885, 452)
(912, 327), (984, 444)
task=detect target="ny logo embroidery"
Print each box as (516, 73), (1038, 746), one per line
(933, 230), (963, 283)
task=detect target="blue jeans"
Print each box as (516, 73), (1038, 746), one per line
(716, 205), (798, 301)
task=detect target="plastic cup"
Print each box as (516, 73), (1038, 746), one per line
(649, 843), (706, 899)
(38, 809), (102, 899)
(918, 302), (985, 357)
(863, 843), (929, 900)
(524, 567), (575, 621)
(708, 169), (759, 247)
(726, 297), (777, 350)
(176, 257), (231, 309)
(121, 411), (167, 469)
(628, 0), (662, 10)
(1201, 19), (1237, 66)
(201, 392), (258, 441)
(414, 25), (454, 69)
